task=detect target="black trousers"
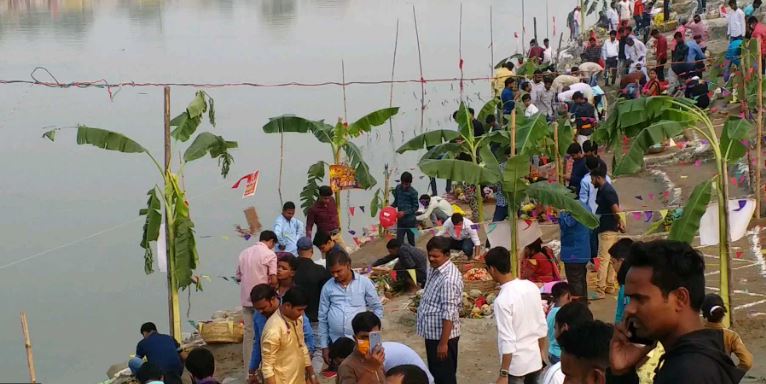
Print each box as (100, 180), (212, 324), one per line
(397, 227), (416, 246)
(655, 59), (667, 81)
(425, 337), (459, 384)
(508, 370), (541, 384)
(564, 263), (588, 299)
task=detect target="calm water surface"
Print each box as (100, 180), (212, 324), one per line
(0, 0), (583, 382)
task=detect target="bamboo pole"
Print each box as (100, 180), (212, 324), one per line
(388, 19), (399, 145)
(164, 86), (182, 341)
(459, 3), (464, 98)
(20, 312), (36, 383)
(510, 111), (519, 277)
(534, 17), (538, 43)
(757, 38), (763, 219)
(413, 6), (426, 133)
(554, 122), (562, 184)
(521, 0), (526, 53)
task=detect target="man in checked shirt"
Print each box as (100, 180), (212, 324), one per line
(416, 236), (464, 384)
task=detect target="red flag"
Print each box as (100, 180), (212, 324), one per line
(232, 171), (260, 198)
(349, 207), (356, 217)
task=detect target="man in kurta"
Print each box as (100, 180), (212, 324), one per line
(260, 288), (319, 384)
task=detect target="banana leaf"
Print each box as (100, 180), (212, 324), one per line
(397, 130), (462, 153)
(556, 120), (575, 158)
(495, 54), (524, 69)
(502, 154), (531, 201)
(183, 132), (238, 178)
(587, 0), (599, 15)
(419, 159), (500, 185)
(477, 99), (500, 124)
(515, 113), (549, 155)
(669, 179), (713, 243)
(525, 182), (599, 229)
(479, 143), (500, 173)
(720, 118), (753, 164)
(347, 107), (399, 137)
(343, 141), (377, 189)
(171, 91), (209, 142)
(76, 125), (146, 153)
(420, 142), (463, 161)
(262, 115), (334, 143)
(300, 161), (327, 214)
(613, 120), (685, 176)
(139, 187), (162, 275)
(174, 216), (198, 289)
(455, 102), (474, 142)
(370, 188), (382, 217)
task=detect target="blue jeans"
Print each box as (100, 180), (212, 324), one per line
(493, 205), (509, 222)
(450, 238), (474, 258)
(129, 357), (144, 374)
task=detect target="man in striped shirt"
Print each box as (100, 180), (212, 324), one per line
(416, 236), (463, 384)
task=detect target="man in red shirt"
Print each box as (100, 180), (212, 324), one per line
(748, 16), (766, 73)
(528, 39), (546, 63)
(650, 29), (669, 81)
(306, 185), (346, 250)
(634, 0), (645, 31)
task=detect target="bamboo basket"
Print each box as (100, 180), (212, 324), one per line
(463, 279), (498, 293)
(452, 260), (487, 274)
(199, 321), (244, 344)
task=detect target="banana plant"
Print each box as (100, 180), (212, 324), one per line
(398, 101), (597, 275)
(262, 107), (399, 225)
(43, 91), (235, 338)
(594, 96), (754, 326)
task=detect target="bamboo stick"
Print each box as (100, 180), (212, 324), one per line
(757, 38), (763, 219)
(509, 111), (519, 277)
(459, 3), (464, 97)
(388, 19), (400, 145)
(413, 6), (426, 133)
(554, 122), (562, 184)
(164, 87), (182, 341)
(21, 312), (36, 383)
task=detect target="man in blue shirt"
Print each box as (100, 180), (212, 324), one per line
(686, 37), (707, 77)
(567, 143), (587, 196)
(129, 322), (183, 380)
(501, 77), (516, 115)
(745, 0), (762, 16)
(248, 284), (315, 381)
(318, 250), (384, 367)
(392, 171), (419, 246)
(273, 201), (305, 256)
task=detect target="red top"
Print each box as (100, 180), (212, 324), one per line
(753, 23), (766, 54)
(655, 34), (668, 62)
(521, 250), (559, 284)
(634, 0), (644, 16)
(529, 46), (545, 60)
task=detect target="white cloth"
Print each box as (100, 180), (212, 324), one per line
(485, 220), (543, 253)
(557, 82), (594, 104)
(626, 39), (647, 67)
(543, 47), (553, 64)
(579, 62), (604, 79)
(436, 218), (481, 246)
(699, 199), (755, 246)
(381, 342), (435, 384)
(540, 362), (565, 384)
(727, 8), (747, 38)
(552, 75), (581, 93)
(602, 38), (620, 59)
(416, 196), (454, 222)
(493, 279), (548, 377)
(525, 103), (540, 117)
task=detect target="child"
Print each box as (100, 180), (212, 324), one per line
(547, 282), (573, 364)
(701, 294), (753, 372)
(608, 238), (633, 323)
(522, 93), (539, 117)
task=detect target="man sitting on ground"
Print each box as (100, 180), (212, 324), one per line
(436, 213), (481, 259)
(416, 194), (453, 226)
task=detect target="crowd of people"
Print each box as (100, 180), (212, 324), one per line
(123, 1), (765, 384)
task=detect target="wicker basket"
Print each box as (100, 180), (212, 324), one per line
(453, 260), (487, 274)
(463, 279), (498, 293)
(199, 320), (244, 344)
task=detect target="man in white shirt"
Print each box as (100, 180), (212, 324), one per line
(625, 37), (648, 80)
(416, 194), (453, 225)
(602, 30), (620, 85)
(607, 6), (619, 31)
(436, 213), (481, 258)
(484, 247), (548, 384)
(536, 78), (557, 120)
(558, 82), (594, 105)
(727, 0), (747, 39)
(542, 38), (553, 65)
(617, 0), (633, 23)
(522, 94), (540, 117)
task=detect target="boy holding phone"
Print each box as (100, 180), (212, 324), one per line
(337, 312), (386, 384)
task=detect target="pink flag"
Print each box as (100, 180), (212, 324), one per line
(232, 171), (260, 198)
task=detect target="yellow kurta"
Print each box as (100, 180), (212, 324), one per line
(493, 67), (515, 96)
(261, 310), (311, 383)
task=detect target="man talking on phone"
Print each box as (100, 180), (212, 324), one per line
(609, 240), (744, 384)
(337, 312), (386, 383)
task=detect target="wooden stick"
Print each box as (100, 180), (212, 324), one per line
(413, 5), (426, 133)
(21, 312), (36, 383)
(554, 122), (562, 184)
(459, 3), (464, 98)
(341, 60), (348, 122)
(388, 19), (400, 144)
(510, 111), (517, 156)
(757, 38), (763, 219)
(521, 0), (526, 54)
(534, 17), (538, 43)
(489, 5), (495, 96)
(163, 86), (181, 341)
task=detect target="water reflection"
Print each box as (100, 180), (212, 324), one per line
(116, 0), (162, 26)
(259, 0), (296, 31)
(0, 0), (94, 40)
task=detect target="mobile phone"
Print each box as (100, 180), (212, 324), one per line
(627, 320), (654, 345)
(369, 331), (382, 350)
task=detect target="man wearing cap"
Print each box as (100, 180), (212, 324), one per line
(293, 236), (332, 373)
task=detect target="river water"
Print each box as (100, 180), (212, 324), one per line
(0, 0), (582, 382)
